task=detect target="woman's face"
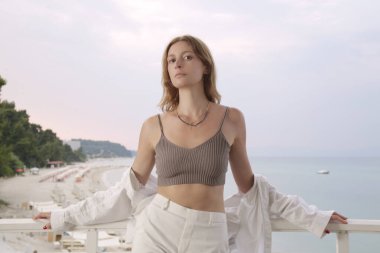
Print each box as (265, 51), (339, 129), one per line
(167, 41), (207, 89)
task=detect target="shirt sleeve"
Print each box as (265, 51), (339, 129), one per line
(50, 168), (141, 232)
(266, 178), (333, 238)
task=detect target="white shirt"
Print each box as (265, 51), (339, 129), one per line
(51, 168), (332, 253)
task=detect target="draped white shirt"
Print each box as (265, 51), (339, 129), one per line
(50, 168), (333, 253)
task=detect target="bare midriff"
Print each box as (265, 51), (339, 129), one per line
(157, 184), (225, 212)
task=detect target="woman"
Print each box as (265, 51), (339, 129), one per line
(34, 35), (347, 252)
(130, 35), (254, 252)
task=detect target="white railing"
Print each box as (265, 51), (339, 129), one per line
(1, 218), (380, 253)
(272, 219), (380, 253)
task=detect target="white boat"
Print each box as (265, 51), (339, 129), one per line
(317, 170), (330, 174)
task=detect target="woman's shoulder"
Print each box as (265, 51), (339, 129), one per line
(140, 114), (161, 133)
(216, 104), (246, 143)
(143, 114), (159, 124)
(219, 104), (245, 124)
(138, 114), (162, 146)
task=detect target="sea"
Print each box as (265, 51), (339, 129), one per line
(102, 156), (380, 253)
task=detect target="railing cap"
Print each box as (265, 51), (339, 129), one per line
(1, 218), (380, 233)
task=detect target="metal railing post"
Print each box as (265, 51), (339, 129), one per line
(86, 228), (98, 253)
(336, 231), (349, 253)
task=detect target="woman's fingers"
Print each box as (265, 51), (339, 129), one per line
(336, 212), (345, 218)
(325, 212), (349, 235)
(33, 212), (52, 229)
(332, 215), (347, 224)
(330, 212), (348, 224)
(43, 223), (52, 230)
(328, 211), (348, 225)
(334, 212), (348, 220)
(33, 212), (51, 220)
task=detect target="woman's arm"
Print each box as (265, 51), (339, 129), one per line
(33, 168), (139, 231)
(131, 115), (160, 185)
(33, 115), (160, 230)
(267, 180), (347, 237)
(228, 108), (254, 193)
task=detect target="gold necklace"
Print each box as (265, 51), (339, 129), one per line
(176, 102), (210, 127)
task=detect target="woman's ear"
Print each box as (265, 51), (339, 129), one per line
(204, 66), (209, 75)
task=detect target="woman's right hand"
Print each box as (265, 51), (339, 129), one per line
(33, 212), (52, 230)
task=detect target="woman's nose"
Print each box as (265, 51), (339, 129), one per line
(175, 58), (183, 68)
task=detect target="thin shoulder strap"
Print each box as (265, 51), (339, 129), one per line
(218, 106), (229, 131)
(157, 114), (164, 136)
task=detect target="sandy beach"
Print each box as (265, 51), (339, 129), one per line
(0, 157), (134, 253)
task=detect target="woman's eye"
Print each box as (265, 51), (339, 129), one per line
(184, 55), (193, 60)
(168, 59), (175, 63)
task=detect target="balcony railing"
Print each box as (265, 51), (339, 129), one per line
(1, 218), (380, 253)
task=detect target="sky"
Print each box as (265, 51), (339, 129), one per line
(1, 0), (379, 157)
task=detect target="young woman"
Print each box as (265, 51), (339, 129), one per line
(34, 35), (347, 253)
(130, 35), (254, 252)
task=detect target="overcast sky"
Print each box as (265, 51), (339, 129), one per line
(1, 0), (379, 156)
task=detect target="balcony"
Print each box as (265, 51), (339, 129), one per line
(1, 218), (380, 253)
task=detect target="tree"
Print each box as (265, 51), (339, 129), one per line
(0, 145), (14, 176)
(0, 75), (6, 101)
(0, 105), (86, 170)
(0, 75), (86, 176)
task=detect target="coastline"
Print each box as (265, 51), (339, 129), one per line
(0, 157), (134, 253)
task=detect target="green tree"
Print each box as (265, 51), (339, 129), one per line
(74, 147), (86, 161)
(0, 101), (36, 167)
(0, 75), (6, 101)
(0, 75), (85, 176)
(0, 145), (14, 176)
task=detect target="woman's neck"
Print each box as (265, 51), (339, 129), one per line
(177, 89), (209, 118)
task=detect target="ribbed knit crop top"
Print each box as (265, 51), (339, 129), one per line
(155, 107), (231, 186)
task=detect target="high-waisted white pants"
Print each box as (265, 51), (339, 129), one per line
(131, 194), (230, 253)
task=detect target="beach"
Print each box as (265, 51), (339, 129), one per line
(0, 157), (134, 253)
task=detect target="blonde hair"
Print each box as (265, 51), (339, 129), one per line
(159, 35), (221, 112)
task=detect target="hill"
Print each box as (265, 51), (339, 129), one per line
(71, 139), (135, 158)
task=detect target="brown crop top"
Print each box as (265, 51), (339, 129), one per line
(155, 107), (231, 186)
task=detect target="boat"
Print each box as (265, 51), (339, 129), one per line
(317, 170), (329, 174)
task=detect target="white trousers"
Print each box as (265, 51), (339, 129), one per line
(131, 194), (230, 253)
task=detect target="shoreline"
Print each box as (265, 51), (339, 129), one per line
(0, 157), (135, 211)
(0, 157), (134, 253)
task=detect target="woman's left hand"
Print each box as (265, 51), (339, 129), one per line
(325, 212), (348, 234)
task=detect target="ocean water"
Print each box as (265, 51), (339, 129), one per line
(249, 157), (380, 253)
(103, 156), (380, 253)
